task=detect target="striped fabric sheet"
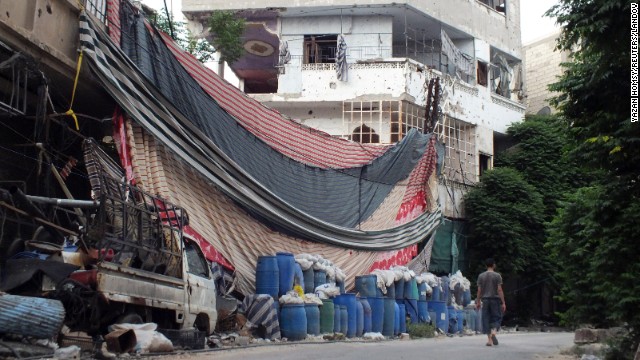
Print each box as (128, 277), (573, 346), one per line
(158, 31), (391, 169)
(240, 295), (281, 340)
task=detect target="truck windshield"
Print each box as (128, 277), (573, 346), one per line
(185, 241), (209, 278)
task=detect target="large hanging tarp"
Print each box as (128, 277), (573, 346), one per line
(78, 11), (441, 250)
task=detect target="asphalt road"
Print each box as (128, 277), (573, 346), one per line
(180, 332), (574, 360)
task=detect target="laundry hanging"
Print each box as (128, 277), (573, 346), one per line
(336, 35), (348, 81)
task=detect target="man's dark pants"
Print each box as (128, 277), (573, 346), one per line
(481, 298), (502, 334)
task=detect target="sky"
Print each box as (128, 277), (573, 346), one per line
(141, 0), (561, 45)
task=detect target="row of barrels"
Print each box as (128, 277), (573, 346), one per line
(256, 253), (343, 297)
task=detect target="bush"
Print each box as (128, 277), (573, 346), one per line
(406, 322), (435, 338)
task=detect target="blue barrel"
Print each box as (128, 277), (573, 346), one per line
(386, 283), (395, 298)
(355, 275), (377, 298)
(393, 302), (400, 335)
(256, 256), (279, 298)
(428, 300), (448, 333)
(369, 297), (384, 333)
(453, 283), (464, 305)
(336, 293), (357, 338)
(476, 307), (482, 333)
(337, 281), (346, 294)
(432, 284), (441, 301)
(294, 263), (305, 292)
(339, 305), (348, 334)
(457, 309), (464, 333)
(441, 276), (451, 304)
(314, 270), (327, 289)
(398, 302), (406, 334)
(404, 299), (418, 323)
(428, 311), (436, 326)
(417, 300), (429, 323)
(465, 308), (476, 332)
(280, 304), (307, 340)
(320, 299), (334, 334)
(463, 289), (472, 306)
(394, 278), (405, 299)
(360, 298), (372, 333)
(447, 306), (457, 334)
(382, 297), (395, 337)
(405, 278), (418, 300)
(276, 252), (295, 296)
(356, 299), (364, 337)
(303, 268), (315, 294)
(333, 302), (341, 333)
(418, 282), (428, 301)
(305, 304), (320, 335)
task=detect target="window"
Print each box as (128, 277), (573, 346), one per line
(185, 241), (209, 278)
(343, 100), (425, 144)
(477, 61), (488, 87)
(434, 117), (477, 184)
(479, 153), (492, 178)
(478, 0), (506, 13)
(304, 35), (338, 64)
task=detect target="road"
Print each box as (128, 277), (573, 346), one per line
(179, 332), (574, 360)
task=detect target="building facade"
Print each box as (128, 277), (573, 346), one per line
(183, 0), (526, 222)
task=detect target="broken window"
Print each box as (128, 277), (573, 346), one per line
(477, 61), (488, 87)
(479, 153), (491, 178)
(434, 116), (477, 183)
(185, 240), (209, 278)
(304, 35), (338, 64)
(477, 0), (506, 13)
(343, 100), (425, 144)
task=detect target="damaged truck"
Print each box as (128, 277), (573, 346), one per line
(1, 140), (218, 336)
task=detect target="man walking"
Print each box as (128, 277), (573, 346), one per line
(476, 258), (506, 346)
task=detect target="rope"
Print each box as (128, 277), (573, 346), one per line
(65, 51), (84, 130)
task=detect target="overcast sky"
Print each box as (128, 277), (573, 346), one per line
(142, 0), (561, 45)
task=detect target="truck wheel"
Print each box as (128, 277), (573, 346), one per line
(194, 314), (210, 334)
(117, 313), (143, 324)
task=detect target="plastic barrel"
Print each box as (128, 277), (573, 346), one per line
(393, 302), (400, 335)
(255, 256), (279, 298)
(457, 309), (464, 333)
(382, 297), (395, 337)
(355, 275), (377, 298)
(276, 252), (295, 296)
(441, 276), (451, 304)
(280, 304), (307, 340)
(303, 268), (315, 294)
(432, 284), (441, 301)
(398, 302), (406, 334)
(305, 304), (320, 335)
(453, 283), (464, 305)
(314, 270), (327, 289)
(337, 281), (346, 294)
(333, 302), (341, 333)
(369, 297), (384, 333)
(340, 305), (348, 335)
(404, 299), (419, 323)
(360, 298), (372, 333)
(405, 278), (419, 300)
(356, 299), (364, 337)
(418, 300), (429, 323)
(463, 289), (472, 306)
(427, 300), (448, 333)
(428, 311), (436, 326)
(447, 305), (457, 334)
(320, 299), (334, 334)
(418, 282), (428, 301)
(386, 283), (395, 299)
(336, 293), (357, 338)
(294, 263), (305, 292)
(475, 308), (482, 333)
(394, 278), (405, 299)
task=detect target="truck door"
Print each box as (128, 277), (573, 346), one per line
(184, 240), (217, 333)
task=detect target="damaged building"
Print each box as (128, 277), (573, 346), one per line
(0, 0), (448, 351)
(182, 0), (526, 273)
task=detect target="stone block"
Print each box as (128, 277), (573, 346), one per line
(574, 328), (599, 344)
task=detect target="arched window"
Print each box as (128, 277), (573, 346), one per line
(352, 125), (380, 144)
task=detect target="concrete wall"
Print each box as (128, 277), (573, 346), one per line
(523, 32), (568, 114)
(183, 0), (522, 59)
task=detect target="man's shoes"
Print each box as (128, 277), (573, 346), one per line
(491, 333), (499, 345)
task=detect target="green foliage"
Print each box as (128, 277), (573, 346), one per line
(151, 9), (215, 63)
(406, 322), (435, 338)
(208, 11), (245, 64)
(465, 167), (547, 277)
(545, 0), (640, 352)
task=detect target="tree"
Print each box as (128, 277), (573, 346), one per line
(546, 0), (640, 356)
(151, 8), (215, 63)
(208, 11), (245, 76)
